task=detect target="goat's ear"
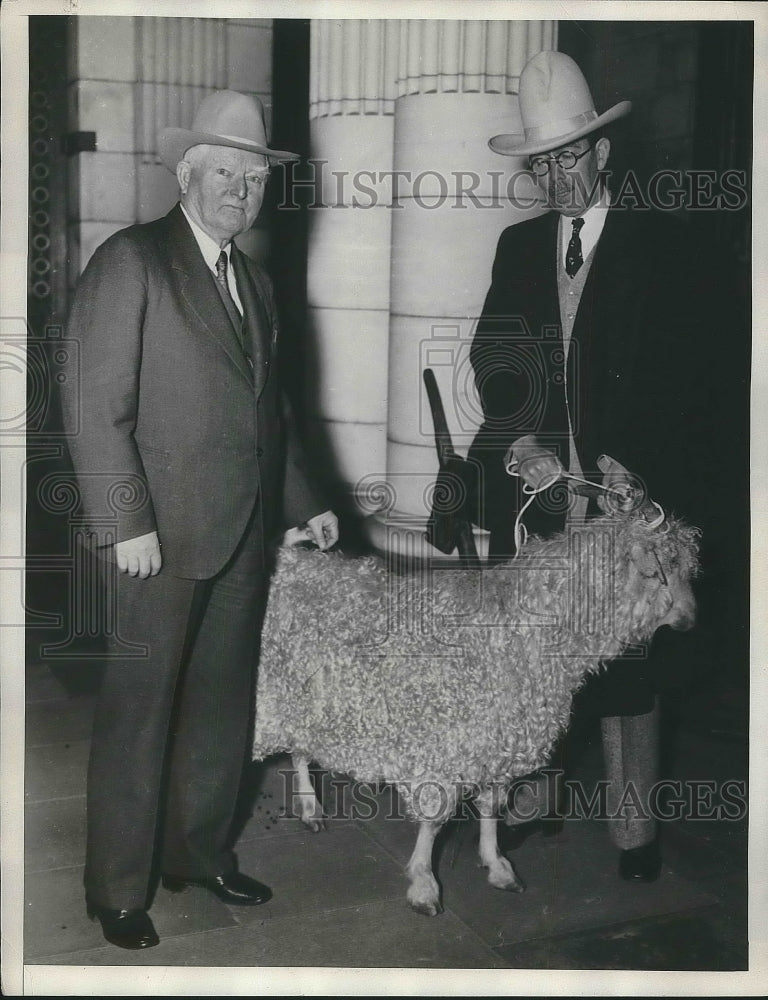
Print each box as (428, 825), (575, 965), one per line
(629, 543), (666, 582)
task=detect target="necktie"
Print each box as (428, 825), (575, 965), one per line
(565, 217), (585, 278)
(216, 250), (253, 371)
(215, 249), (253, 369)
(215, 250), (242, 326)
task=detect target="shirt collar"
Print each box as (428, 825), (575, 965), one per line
(180, 203), (231, 273)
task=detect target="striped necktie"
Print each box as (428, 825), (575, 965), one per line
(215, 249), (255, 375)
(215, 250), (242, 323)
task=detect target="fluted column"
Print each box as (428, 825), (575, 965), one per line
(306, 20), (399, 499)
(383, 20), (557, 551)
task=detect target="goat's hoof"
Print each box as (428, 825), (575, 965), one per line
(499, 876), (526, 893)
(407, 878), (443, 916)
(485, 861), (526, 893)
(489, 875), (526, 893)
(488, 862), (525, 892)
(409, 899), (443, 917)
(301, 817), (327, 833)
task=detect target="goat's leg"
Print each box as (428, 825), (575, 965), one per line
(476, 788), (525, 893)
(406, 821), (443, 916)
(292, 755), (326, 832)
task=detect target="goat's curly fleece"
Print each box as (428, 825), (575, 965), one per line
(253, 514), (700, 821)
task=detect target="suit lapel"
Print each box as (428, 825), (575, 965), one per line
(540, 212), (561, 333)
(166, 206), (253, 385)
(231, 243), (273, 398)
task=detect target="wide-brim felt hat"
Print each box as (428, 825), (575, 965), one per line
(489, 50), (631, 157)
(159, 90), (299, 169)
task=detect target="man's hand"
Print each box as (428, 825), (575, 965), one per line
(596, 454), (653, 515)
(305, 510), (339, 550)
(114, 531), (162, 578)
(505, 434), (564, 491)
(286, 510), (339, 551)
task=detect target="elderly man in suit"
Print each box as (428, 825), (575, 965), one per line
(467, 52), (731, 882)
(62, 90), (338, 949)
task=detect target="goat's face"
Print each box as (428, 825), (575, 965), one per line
(596, 458), (700, 635)
(627, 535), (697, 635)
(655, 565), (696, 632)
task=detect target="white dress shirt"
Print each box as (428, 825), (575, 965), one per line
(180, 204), (244, 315)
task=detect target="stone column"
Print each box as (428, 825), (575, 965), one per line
(305, 19), (400, 499)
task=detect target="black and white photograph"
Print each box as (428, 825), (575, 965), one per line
(1, 0), (765, 995)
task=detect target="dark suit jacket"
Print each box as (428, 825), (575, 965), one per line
(466, 206), (746, 714)
(63, 204), (322, 579)
(468, 206), (736, 557)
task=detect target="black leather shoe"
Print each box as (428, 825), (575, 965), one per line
(619, 841), (662, 883)
(162, 871), (272, 906)
(86, 901), (159, 949)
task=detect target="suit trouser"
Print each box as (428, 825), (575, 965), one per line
(600, 701), (659, 850)
(84, 508), (267, 910)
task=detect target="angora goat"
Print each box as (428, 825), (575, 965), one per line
(252, 511), (699, 915)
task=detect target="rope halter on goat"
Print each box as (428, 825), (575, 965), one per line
(504, 454), (667, 562)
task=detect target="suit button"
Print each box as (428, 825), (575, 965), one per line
(256, 447), (264, 457)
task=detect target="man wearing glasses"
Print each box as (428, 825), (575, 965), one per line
(467, 51), (731, 883)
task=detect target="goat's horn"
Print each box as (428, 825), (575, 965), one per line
(637, 499), (665, 530)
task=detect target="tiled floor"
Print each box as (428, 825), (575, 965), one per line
(20, 643), (749, 988)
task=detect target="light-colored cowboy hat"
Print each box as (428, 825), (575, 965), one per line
(489, 51), (631, 157)
(159, 90), (299, 169)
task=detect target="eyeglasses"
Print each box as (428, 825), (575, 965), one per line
(529, 143), (594, 176)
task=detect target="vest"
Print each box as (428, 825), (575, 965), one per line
(557, 234), (598, 522)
